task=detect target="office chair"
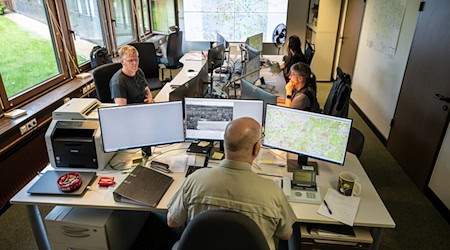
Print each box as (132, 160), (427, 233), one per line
(159, 30), (184, 81)
(305, 42), (315, 66)
(129, 42), (165, 91)
(173, 209), (269, 250)
(323, 67), (352, 118)
(347, 127), (365, 159)
(92, 62), (122, 103)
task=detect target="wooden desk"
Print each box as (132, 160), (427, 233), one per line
(11, 144), (394, 249)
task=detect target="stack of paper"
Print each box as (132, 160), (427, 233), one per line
(317, 188), (361, 226)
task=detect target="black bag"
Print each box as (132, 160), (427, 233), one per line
(90, 46), (112, 69)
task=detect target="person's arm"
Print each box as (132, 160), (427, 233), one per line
(143, 86), (154, 103)
(291, 94), (310, 110)
(279, 228), (293, 240)
(285, 81), (294, 107)
(114, 97), (127, 106)
(167, 211), (182, 228)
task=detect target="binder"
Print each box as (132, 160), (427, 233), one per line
(113, 166), (174, 207)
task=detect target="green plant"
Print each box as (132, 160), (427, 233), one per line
(0, 5), (6, 15)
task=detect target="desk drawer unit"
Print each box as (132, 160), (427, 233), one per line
(300, 225), (373, 250)
(45, 206), (146, 250)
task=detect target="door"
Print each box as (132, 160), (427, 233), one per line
(337, 0), (365, 77)
(387, 0), (450, 191)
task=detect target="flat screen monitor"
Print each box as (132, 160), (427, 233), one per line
(263, 104), (352, 166)
(246, 33), (263, 52)
(216, 33), (229, 49)
(99, 101), (185, 152)
(240, 79), (277, 107)
(169, 63), (209, 101)
(207, 44), (225, 72)
(184, 98), (264, 141)
(247, 45), (261, 61)
(242, 55), (260, 84)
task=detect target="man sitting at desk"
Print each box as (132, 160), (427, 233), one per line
(110, 45), (154, 105)
(167, 117), (296, 250)
(285, 62), (320, 112)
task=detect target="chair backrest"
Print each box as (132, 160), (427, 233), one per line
(305, 42), (315, 66)
(92, 62), (122, 103)
(347, 127), (365, 158)
(166, 30), (184, 67)
(175, 209), (269, 250)
(323, 67), (352, 117)
(129, 42), (160, 78)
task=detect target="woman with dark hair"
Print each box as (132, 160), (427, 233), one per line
(285, 62), (320, 112)
(281, 36), (306, 80)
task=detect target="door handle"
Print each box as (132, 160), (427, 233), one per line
(434, 94), (450, 103)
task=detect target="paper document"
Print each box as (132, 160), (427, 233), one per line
(257, 148), (286, 166)
(183, 52), (204, 61)
(317, 188), (361, 226)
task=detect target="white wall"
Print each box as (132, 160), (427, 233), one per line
(351, 0), (421, 139)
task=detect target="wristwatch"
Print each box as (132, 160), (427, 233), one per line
(286, 95), (292, 99)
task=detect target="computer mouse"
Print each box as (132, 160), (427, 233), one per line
(188, 69), (195, 72)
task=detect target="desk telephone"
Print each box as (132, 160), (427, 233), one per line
(275, 175), (322, 205)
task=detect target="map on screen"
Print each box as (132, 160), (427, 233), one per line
(263, 105), (353, 165)
(183, 0), (288, 42)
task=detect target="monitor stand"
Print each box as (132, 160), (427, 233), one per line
(287, 153), (318, 175)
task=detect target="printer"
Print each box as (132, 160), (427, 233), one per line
(45, 98), (116, 169)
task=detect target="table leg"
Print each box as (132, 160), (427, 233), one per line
(26, 205), (51, 249)
(371, 227), (382, 250)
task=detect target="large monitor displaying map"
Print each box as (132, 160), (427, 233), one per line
(263, 104), (353, 165)
(183, 0), (288, 42)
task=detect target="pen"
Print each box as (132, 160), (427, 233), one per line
(323, 200), (333, 214)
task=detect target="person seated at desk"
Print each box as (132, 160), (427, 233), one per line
(167, 117), (297, 250)
(110, 45), (154, 105)
(285, 62), (320, 112)
(281, 36), (306, 81)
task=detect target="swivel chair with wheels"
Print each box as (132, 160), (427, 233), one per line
(172, 209), (269, 250)
(92, 62), (122, 103)
(129, 42), (165, 91)
(159, 30), (184, 81)
(347, 127), (365, 159)
(305, 42), (315, 66)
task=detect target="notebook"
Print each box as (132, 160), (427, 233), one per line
(113, 166), (173, 207)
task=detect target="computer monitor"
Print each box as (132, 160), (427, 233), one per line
(207, 44), (225, 73)
(98, 101), (185, 152)
(184, 98), (264, 141)
(246, 45), (261, 61)
(242, 55), (260, 84)
(240, 79), (277, 107)
(246, 33), (263, 52)
(169, 63), (209, 101)
(263, 104), (352, 171)
(216, 33), (229, 49)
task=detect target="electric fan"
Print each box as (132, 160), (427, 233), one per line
(272, 23), (287, 55)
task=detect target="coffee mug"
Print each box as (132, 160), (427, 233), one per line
(338, 171), (362, 196)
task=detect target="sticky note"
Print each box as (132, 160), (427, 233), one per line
(211, 152), (224, 160)
(198, 141), (210, 147)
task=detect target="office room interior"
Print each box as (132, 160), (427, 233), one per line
(0, 0), (449, 249)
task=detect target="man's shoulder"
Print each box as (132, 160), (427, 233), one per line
(110, 69), (124, 84)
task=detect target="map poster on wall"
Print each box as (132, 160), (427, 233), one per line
(367, 0), (407, 58)
(183, 0), (288, 43)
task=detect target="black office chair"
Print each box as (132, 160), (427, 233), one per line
(323, 67), (352, 118)
(173, 209), (269, 250)
(159, 30), (184, 81)
(92, 62), (122, 103)
(305, 42), (315, 66)
(129, 42), (165, 91)
(347, 127), (365, 159)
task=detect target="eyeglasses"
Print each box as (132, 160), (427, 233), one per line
(124, 58), (139, 63)
(259, 133), (265, 143)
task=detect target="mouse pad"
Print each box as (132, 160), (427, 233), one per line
(28, 170), (97, 196)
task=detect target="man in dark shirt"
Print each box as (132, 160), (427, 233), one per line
(110, 45), (154, 105)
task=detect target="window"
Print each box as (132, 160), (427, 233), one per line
(0, 0), (177, 111)
(151, 0), (176, 32)
(0, 0), (66, 108)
